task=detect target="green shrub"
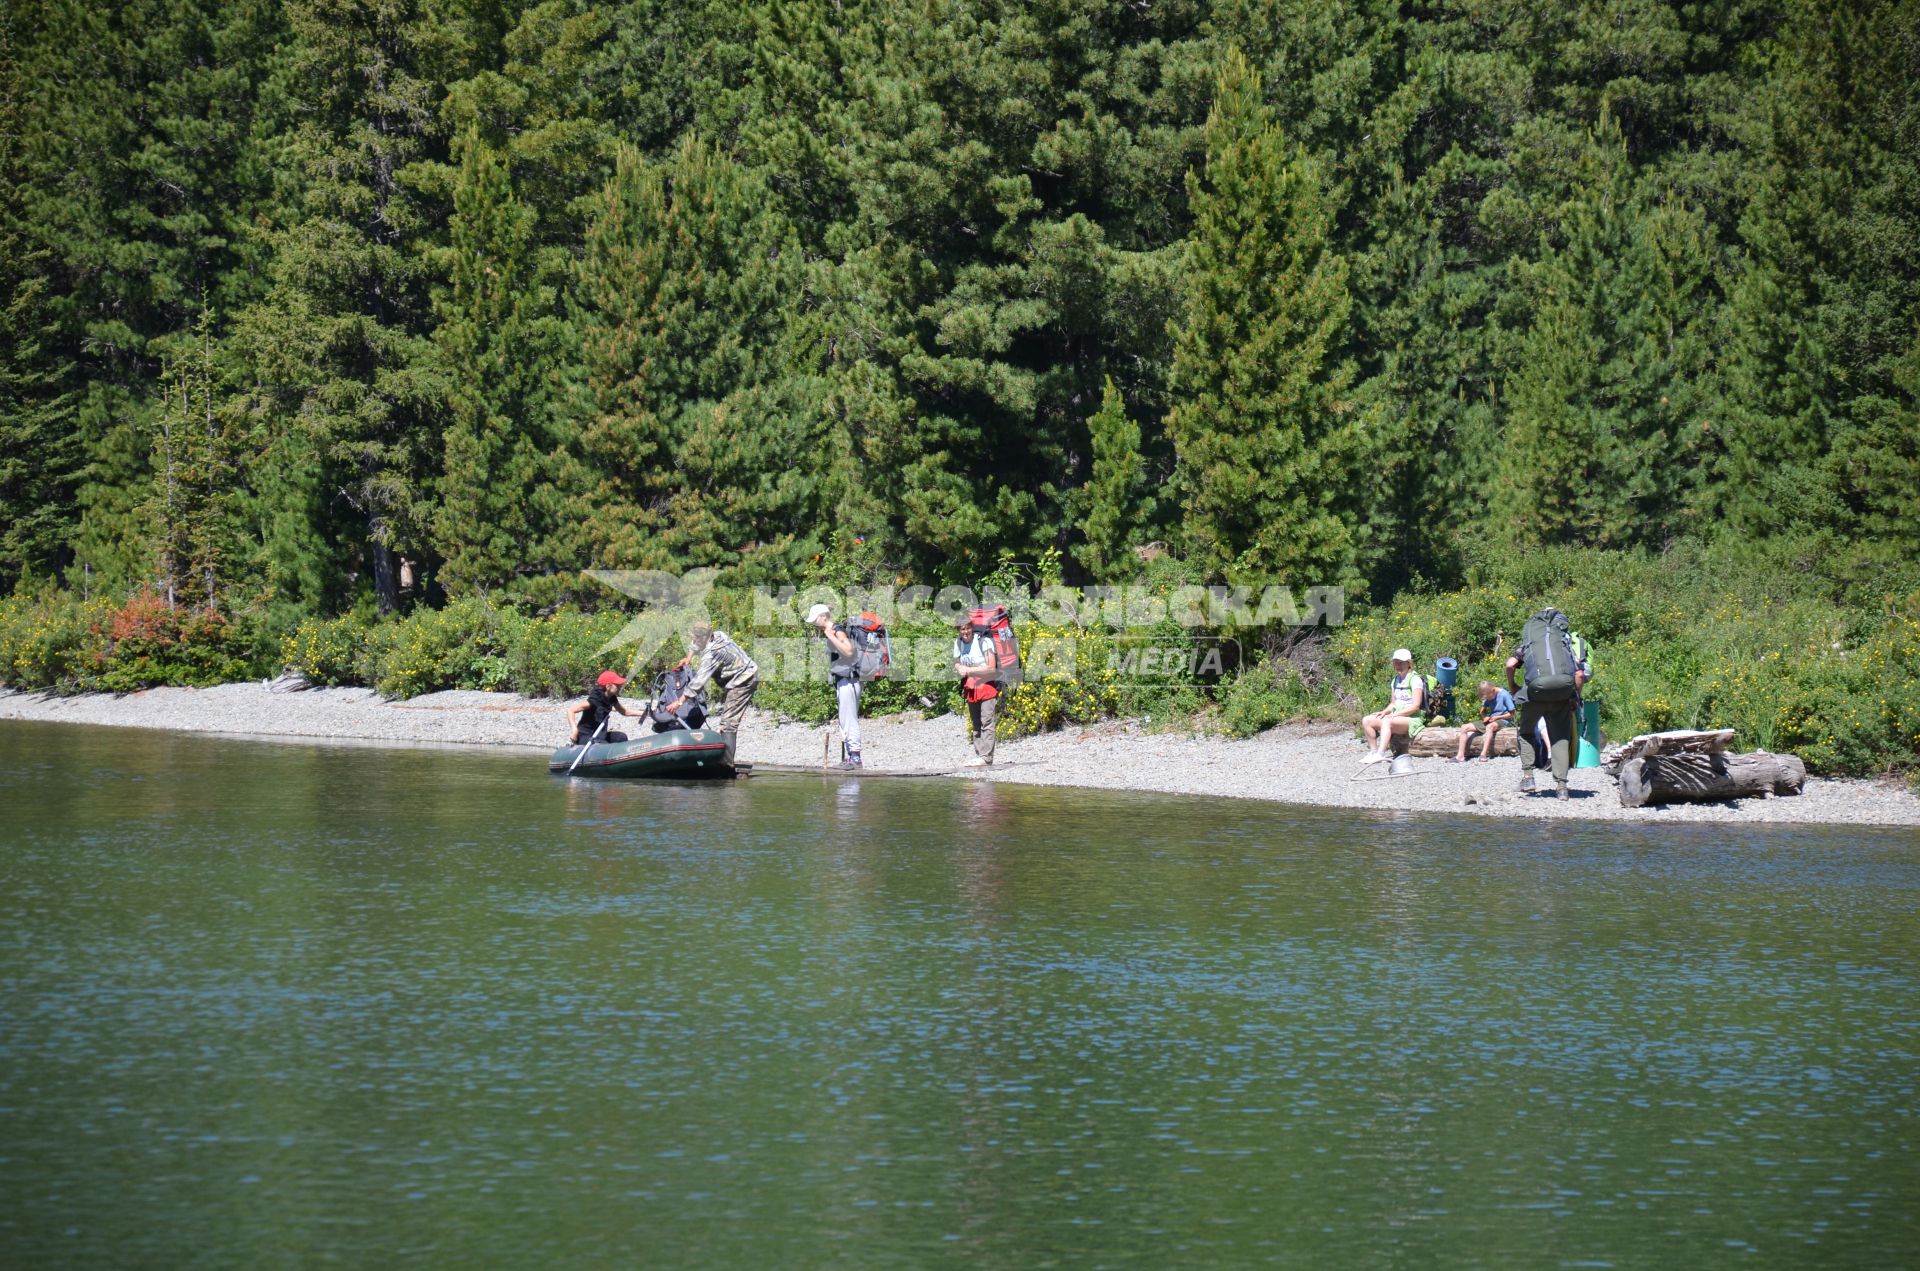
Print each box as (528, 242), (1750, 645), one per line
(511, 610), (630, 698)
(1217, 665), (1296, 737)
(0, 590), (112, 692)
(280, 614), (374, 686)
(1213, 662), (1348, 737)
(359, 598), (528, 698)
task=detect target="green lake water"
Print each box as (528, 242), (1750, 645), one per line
(1, 721), (1915, 1267)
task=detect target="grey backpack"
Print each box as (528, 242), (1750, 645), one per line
(1520, 608), (1577, 701)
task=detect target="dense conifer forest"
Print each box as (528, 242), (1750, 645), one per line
(2, 1), (1918, 771)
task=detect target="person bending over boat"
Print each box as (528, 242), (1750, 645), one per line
(568, 670), (640, 745)
(665, 622), (759, 760)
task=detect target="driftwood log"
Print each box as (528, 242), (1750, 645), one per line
(1602, 728), (1736, 773)
(1395, 725), (1519, 758)
(1617, 751), (1807, 808)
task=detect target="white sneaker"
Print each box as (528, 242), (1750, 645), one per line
(1360, 750), (1388, 765)
(963, 756), (989, 768)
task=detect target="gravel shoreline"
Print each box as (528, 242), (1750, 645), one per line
(4, 684), (1917, 827)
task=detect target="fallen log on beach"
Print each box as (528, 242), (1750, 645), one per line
(1617, 751), (1807, 808)
(1602, 728), (1736, 773)
(1402, 726), (1518, 758)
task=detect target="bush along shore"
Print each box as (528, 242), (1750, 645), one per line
(3, 539), (1918, 786)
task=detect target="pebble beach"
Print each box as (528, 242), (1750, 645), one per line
(4, 683), (1917, 828)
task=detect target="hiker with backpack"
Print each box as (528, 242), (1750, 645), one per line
(807, 603), (869, 769)
(1360, 648), (1427, 764)
(664, 622), (758, 759)
(1505, 608), (1581, 798)
(953, 613), (1001, 768)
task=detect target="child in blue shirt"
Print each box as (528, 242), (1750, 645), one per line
(1452, 681), (1515, 762)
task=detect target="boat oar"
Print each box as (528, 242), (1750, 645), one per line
(568, 713), (611, 776)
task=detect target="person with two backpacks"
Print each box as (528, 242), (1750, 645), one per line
(952, 614), (1001, 767)
(807, 603), (868, 769)
(664, 622), (758, 759)
(1360, 648), (1427, 764)
(1505, 608), (1585, 799)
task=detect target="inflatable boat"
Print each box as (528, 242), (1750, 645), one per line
(552, 665), (739, 779)
(549, 728), (735, 779)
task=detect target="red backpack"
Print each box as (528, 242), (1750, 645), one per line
(969, 605), (1023, 685)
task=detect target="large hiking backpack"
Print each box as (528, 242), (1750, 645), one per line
(1387, 670), (1439, 719)
(841, 611), (892, 682)
(649, 665), (708, 732)
(971, 605), (1023, 685)
(1521, 609), (1578, 701)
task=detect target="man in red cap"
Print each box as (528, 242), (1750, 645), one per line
(567, 669), (640, 745)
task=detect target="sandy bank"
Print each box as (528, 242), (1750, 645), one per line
(3, 684), (1916, 828)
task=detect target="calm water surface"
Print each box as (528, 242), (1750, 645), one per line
(1, 721), (1916, 1267)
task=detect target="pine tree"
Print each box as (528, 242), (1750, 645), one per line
(1073, 378), (1155, 580)
(1492, 132), (1718, 550)
(0, 12), (80, 591)
(1164, 50), (1364, 587)
(234, 0), (460, 614)
(18, 0), (284, 593)
(1831, 338), (1920, 556)
(146, 311), (240, 608)
(433, 128), (566, 595)
(1494, 294), (1604, 544)
(573, 136), (818, 575)
(791, 0), (1207, 576)
(1789, 0), (1920, 552)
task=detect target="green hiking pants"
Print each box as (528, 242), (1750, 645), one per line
(1518, 698), (1577, 783)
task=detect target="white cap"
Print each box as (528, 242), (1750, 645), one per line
(1391, 648), (1413, 662)
(804, 603), (832, 624)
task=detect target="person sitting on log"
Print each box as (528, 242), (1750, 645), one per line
(1360, 648), (1425, 764)
(1451, 680), (1515, 763)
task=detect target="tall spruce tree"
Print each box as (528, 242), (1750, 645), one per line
(0, 12), (80, 590)
(1073, 377), (1155, 581)
(18, 0), (283, 593)
(1493, 133), (1717, 550)
(146, 312), (241, 608)
(573, 137), (819, 575)
(1494, 293), (1603, 544)
(433, 129), (567, 595)
(234, 0), (462, 614)
(1164, 50), (1364, 587)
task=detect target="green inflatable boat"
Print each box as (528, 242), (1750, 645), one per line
(549, 729), (735, 779)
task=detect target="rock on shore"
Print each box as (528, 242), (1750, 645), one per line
(3, 684), (1917, 827)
